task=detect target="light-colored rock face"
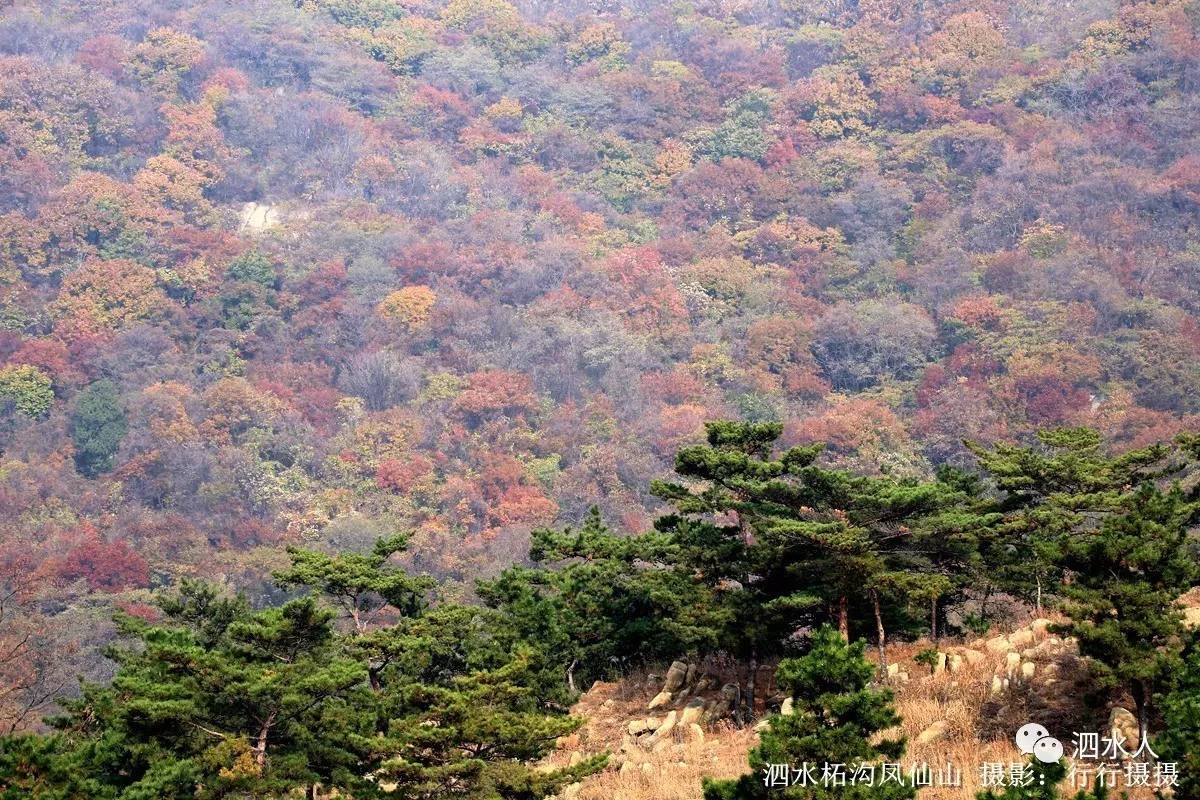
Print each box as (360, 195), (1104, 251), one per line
(779, 697), (794, 716)
(238, 202), (279, 233)
(647, 690), (672, 710)
(1184, 606), (1200, 628)
(961, 648), (986, 666)
(985, 635), (1012, 654)
(663, 660), (689, 693)
(1008, 629), (1036, 649)
(679, 698), (706, 727)
(1109, 707), (1140, 750)
(1005, 652), (1022, 676)
(652, 711), (677, 739)
(1020, 661), (1036, 679)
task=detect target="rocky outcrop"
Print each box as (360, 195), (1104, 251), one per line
(663, 660), (689, 693)
(679, 697), (706, 727)
(1109, 707), (1139, 752)
(647, 690), (672, 710)
(238, 201), (280, 234)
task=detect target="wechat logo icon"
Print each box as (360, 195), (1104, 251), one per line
(1016, 722), (1064, 764)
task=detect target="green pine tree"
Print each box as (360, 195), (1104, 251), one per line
(966, 428), (1172, 613)
(69, 380), (127, 478)
(278, 538), (606, 799)
(39, 580), (370, 799)
(479, 507), (724, 693)
(1156, 629), (1200, 799)
(274, 533), (434, 633)
(971, 429), (1200, 744)
(652, 421), (973, 713)
(1057, 482), (1199, 746)
(702, 625), (914, 800)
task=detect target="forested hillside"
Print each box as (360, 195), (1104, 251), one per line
(1, 0), (1200, 796)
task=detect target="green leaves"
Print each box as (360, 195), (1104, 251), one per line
(971, 427), (1200, 741)
(0, 364), (53, 418)
(69, 380), (127, 478)
(274, 534), (434, 634)
(39, 582), (370, 799)
(9, 534), (604, 800)
(482, 508), (721, 690)
(703, 626), (914, 800)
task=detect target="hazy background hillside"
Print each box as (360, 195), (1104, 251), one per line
(2, 0), (1199, 719)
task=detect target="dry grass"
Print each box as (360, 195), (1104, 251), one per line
(571, 725), (758, 800)
(545, 618), (1134, 800)
(888, 653), (1023, 800)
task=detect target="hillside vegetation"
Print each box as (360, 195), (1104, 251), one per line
(1, 0), (1200, 797)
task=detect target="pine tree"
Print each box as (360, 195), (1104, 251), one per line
(1156, 630), (1200, 799)
(359, 641), (605, 800)
(41, 580), (371, 799)
(479, 507), (724, 693)
(647, 421), (822, 721)
(274, 533), (434, 635)
(0, 733), (85, 799)
(702, 625), (914, 800)
(1057, 481), (1198, 747)
(966, 428), (1171, 613)
(68, 380), (127, 478)
(652, 421), (971, 713)
(971, 428), (1200, 743)
(278, 538), (606, 799)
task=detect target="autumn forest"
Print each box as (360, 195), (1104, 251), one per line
(1, 0), (1200, 797)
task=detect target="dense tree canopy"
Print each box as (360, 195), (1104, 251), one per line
(1, 0), (1200, 795)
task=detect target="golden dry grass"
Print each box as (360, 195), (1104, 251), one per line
(544, 618), (1139, 800)
(888, 652), (1022, 800)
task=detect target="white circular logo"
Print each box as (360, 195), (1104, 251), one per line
(1015, 723), (1050, 755)
(1033, 736), (1064, 764)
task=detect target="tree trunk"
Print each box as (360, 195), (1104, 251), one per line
(930, 596), (939, 641)
(1132, 680), (1148, 751)
(307, 785), (317, 800)
(837, 594), (849, 640)
(1035, 574), (1042, 616)
(744, 650), (758, 726)
(567, 659), (577, 694)
(871, 588), (887, 679)
(254, 710), (277, 767)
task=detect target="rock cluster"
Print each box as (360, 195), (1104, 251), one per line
(970, 619), (1073, 695)
(885, 618), (1073, 695)
(641, 659), (735, 725)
